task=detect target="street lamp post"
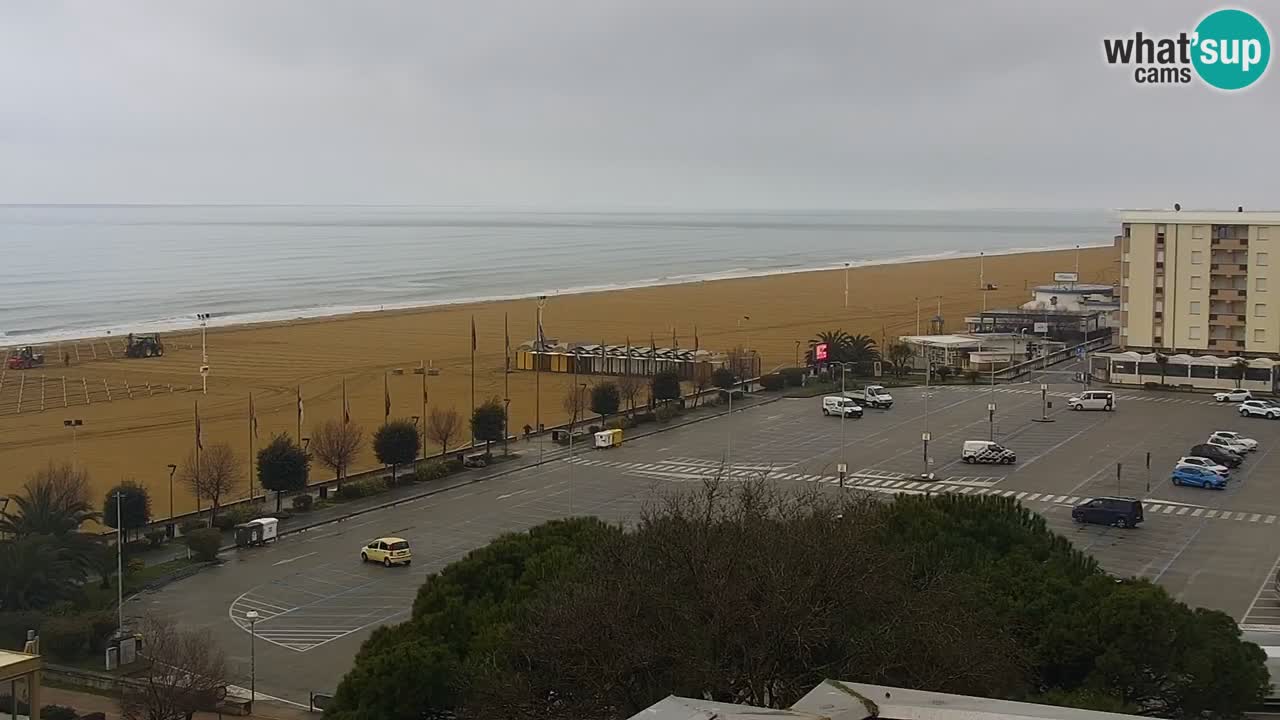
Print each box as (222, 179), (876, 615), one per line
(988, 402), (997, 441)
(63, 419), (83, 470)
(113, 490), (124, 635)
(844, 262), (850, 309)
(166, 463), (177, 536)
(835, 362), (857, 490)
(197, 312), (211, 395)
(922, 360), (933, 479)
(568, 382), (586, 515)
(245, 610), (258, 710)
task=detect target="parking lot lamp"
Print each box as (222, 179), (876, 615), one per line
(835, 362), (857, 489)
(245, 610), (259, 711)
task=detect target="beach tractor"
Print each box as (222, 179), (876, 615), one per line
(124, 333), (165, 359)
(6, 346), (45, 370)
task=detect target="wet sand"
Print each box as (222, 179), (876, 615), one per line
(0, 246), (1115, 518)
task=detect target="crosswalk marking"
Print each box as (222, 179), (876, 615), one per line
(1251, 513), (1263, 522)
(1207, 510), (1219, 518)
(1177, 507), (1189, 516)
(1192, 509), (1204, 517)
(1267, 515), (1277, 524)
(1025, 493), (1040, 501)
(1162, 506), (1176, 514)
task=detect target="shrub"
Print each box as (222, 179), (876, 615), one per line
(291, 494), (314, 512)
(966, 370), (980, 384)
(314, 499), (334, 511)
(816, 370), (832, 384)
(86, 611), (118, 653)
(587, 424), (602, 434)
(337, 478), (387, 501)
(655, 404), (678, 424)
(185, 527), (223, 562)
(0, 610), (45, 650)
(444, 458), (465, 473)
(759, 373), (785, 391)
(41, 615), (91, 660)
(606, 416), (632, 431)
(779, 367), (805, 387)
(145, 530), (166, 547)
(179, 518), (206, 536)
(122, 539), (151, 555)
(41, 705), (79, 720)
(415, 461), (449, 483)
(126, 558), (146, 576)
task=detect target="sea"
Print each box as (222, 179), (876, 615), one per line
(0, 205), (1115, 345)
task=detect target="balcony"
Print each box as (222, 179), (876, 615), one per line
(1209, 338), (1246, 352)
(1211, 263), (1248, 276)
(1209, 313), (1245, 327)
(1209, 288), (1248, 301)
(1212, 237), (1249, 251)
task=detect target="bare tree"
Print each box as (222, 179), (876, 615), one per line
(311, 419), (364, 490)
(425, 407), (461, 458)
(689, 363), (712, 408)
(121, 614), (228, 720)
(616, 374), (644, 417)
(562, 384), (588, 433)
(179, 443), (241, 522)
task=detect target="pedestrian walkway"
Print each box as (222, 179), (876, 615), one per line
(567, 456), (1279, 525)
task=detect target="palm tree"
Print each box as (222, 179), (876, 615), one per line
(1230, 357), (1249, 389)
(844, 334), (881, 367)
(0, 463), (99, 538)
(807, 330), (853, 365)
(0, 534), (88, 610)
(1154, 352), (1169, 386)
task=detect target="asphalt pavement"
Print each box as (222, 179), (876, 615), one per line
(137, 378), (1280, 703)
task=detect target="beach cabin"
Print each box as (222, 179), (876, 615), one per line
(594, 429), (623, 449)
(234, 517), (279, 547)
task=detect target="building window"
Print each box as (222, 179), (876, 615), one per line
(1258, 251), (1269, 266)
(1191, 250), (1204, 264)
(1189, 326), (1202, 340)
(1261, 226), (1271, 240)
(1123, 225), (1131, 238)
(1258, 277), (1268, 292)
(1156, 250), (1166, 263)
(1256, 303), (1268, 318)
(1256, 329), (1266, 343)
(1155, 300), (1164, 312)
(1193, 225), (1206, 239)
(1189, 301), (1201, 315)
(1190, 275), (1202, 290)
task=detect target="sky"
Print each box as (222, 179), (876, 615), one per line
(1, 1), (1275, 210)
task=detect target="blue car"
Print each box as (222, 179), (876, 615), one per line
(1171, 465), (1227, 489)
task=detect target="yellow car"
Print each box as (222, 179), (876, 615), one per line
(360, 537), (412, 567)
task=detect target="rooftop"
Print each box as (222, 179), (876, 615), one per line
(1032, 283), (1115, 294)
(0, 647), (41, 676)
(1118, 209), (1280, 224)
(898, 334), (1022, 347)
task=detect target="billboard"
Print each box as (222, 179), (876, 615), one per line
(1053, 271), (1079, 283)
(814, 342), (829, 362)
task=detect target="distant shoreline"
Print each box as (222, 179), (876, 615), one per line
(1, 241), (1113, 348)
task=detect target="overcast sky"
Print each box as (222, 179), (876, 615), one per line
(1, 1), (1274, 209)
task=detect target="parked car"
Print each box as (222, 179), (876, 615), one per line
(1239, 399), (1280, 419)
(961, 440), (1017, 464)
(1068, 390), (1116, 411)
(360, 537), (412, 567)
(1071, 496), (1143, 528)
(1175, 456), (1230, 476)
(1189, 443), (1243, 468)
(1209, 431), (1257, 453)
(1214, 389), (1253, 403)
(822, 396), (863, 418)
(1172, 465), (1228, 489)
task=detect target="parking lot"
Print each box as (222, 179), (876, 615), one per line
(141, 379), (1280, 702)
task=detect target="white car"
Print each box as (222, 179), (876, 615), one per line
(1175, 456), (1230, 476)
(1214, 389), (1253, 403)
(1239, 400), (1280, 419)
(1209, 430), (1257, 452)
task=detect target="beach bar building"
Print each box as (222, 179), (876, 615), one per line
(514, 340), (753, 380)
(1089, 351), (1279, 393)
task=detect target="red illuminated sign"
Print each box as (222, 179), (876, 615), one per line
(814, 342), (829, 362)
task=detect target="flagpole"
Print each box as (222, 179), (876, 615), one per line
(470, 315), (476, 446)
(248, 393), (255, 502)
(194, 400), (202, 515)
(504, 312), (510, 456)
(384, 373), (390, 424)
(296, 385), (302, 442)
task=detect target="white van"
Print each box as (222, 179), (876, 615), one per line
(822, 396), (863, 418)
(962, 440), (1017, 464)
(1068, 390), (1116, 411)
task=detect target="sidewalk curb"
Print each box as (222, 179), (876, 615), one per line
(216, 390), (788, 551)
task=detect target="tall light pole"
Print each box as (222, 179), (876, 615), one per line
(63, 419), (83, 470)
(922, 359), (933, 479)
(568, 382), (585, 515)
(843, 262), (850, 309)
(113, 490), (124, 635)
(197, 312), (211, 395)
(835, 362), (857, 489)
(166, 463), (177, 536)
(245, 610), (259, 711)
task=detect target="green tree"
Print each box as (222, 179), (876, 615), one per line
(1154, 351), (1169, 385)
(373, 420), (422, 484)
(651, 370), (681, 406)
(0, 534), (88, 610)
(0, 463), (99, 538)
(887, 342), (914, 378)
(806, 329), (853, 365)
(590, 382), (620, 424)
(845, 333), (880, 368)
(710, 367), (736, 391)
(327, 518), (613, 720)
(1230, 357), (1249, 389)
(257, 433), (310, 511)
(470, 398), (506, 456)
(103, 481), (151, 542)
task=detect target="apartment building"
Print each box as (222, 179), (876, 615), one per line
(1119, 209), (1280, 357)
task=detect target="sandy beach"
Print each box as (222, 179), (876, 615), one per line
(0, 246), (1115, 517)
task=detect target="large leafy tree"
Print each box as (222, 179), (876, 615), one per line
(326, 518), (614, 720)
(0, 463), (99, 537)
(257, 433), (310, 511)
(0, 534), (89, 610)
(103, 481), (151, 542)
(651, 370), (682, 406)
(590, 382), (621, 424)
(887, 342), (914, 377)
(470, 398), (506, 456)
(373, 420), (421, 482)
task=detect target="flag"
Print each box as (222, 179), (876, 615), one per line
(536, 312), (546, 350)
(672, 326), (678, 350)
(504, 312), (510, 373)
(195, 401), (203, 450)
(694, 325), (699, 353)
(471, 316), (477, 352)
(343, 379), (350, 424)
(249, 392), (258, 438)
(297, 385), (304, 427)
(384, 374), (391, 420)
